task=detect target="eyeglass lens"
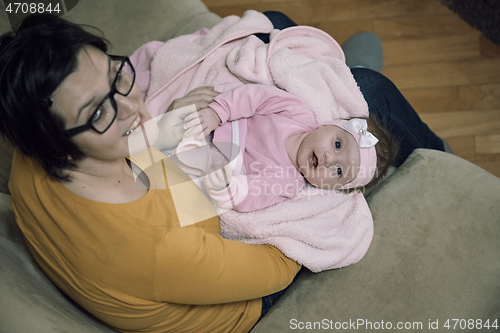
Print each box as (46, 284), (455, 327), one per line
(91, 59), (134, 133)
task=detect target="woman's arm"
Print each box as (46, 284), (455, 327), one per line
(154, 225), (302, 305)
(134, 150), (302, 305)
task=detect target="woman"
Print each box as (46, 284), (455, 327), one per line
(0, 13), (445, 333)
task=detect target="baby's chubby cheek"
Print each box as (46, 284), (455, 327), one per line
(127, 118), (160, 156)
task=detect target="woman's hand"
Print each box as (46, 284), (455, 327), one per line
(183, 107), (222, 140)
(168, 86), (221, 141)
(153, 104), (198, 150)
(152, 86), (220, 150)
(204, 164), (233, 192)
(166, 86), (219, 112)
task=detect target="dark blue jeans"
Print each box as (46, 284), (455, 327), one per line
(250, 267), (304, 331)
(254, 11), (298, 43)
(350, 68), (444, 167)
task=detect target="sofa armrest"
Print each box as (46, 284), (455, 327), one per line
(0, 193), (118, 332)
(252, 149), (500, 332)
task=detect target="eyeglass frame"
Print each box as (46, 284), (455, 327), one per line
(64, 55), (136, 137)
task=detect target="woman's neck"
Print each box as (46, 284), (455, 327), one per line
(60, 157), (148, 204)
(68, 157), (132, 188)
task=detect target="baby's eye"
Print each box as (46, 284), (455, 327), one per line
(337, 166), (343, 177)
(335, 140), (341, 150)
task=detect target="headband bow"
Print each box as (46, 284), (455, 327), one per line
(343, 118), (378, 148)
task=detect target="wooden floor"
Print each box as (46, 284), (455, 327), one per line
(203, 0), (500, 178)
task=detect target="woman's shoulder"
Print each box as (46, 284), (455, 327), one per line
(9, 149), (44, 195)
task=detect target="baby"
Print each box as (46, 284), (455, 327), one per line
(177, 84), (398, 212)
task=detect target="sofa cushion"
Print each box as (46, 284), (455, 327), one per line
(253, 149), (500, 332)
(62, 0), (221, 56)
(0, 193), (117, 332)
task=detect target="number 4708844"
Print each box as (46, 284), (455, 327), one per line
(444, 319), (498, 330)
(6, 3), (61, 14)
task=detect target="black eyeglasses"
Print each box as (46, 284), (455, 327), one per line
(65, 55), (136, 137)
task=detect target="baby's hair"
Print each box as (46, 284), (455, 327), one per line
(342, 113), (399, 194)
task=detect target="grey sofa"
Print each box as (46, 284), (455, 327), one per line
(1, 1), (499, 332)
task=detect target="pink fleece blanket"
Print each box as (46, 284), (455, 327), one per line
(146, 10), (373, 272)
(221, 186), (373, 272)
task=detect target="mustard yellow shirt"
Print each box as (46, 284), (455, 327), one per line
(9, 149), (301, 333)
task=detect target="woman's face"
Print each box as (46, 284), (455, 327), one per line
(52, 46), (153, 163)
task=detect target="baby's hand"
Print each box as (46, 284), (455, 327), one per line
(183, 107), (221, 140)
(204, 164), (233, 192)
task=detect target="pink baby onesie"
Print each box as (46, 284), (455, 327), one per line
(207, 84), (318, 212)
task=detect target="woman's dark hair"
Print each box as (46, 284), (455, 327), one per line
(342, 113), (399, 194)
(0, 14), (109, 181)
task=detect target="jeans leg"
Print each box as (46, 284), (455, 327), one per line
(351, 68), (445, 167)
(259, 266), (303, 319)
(255, 11), (298, 43)
(249, 267), (304, 331)
(263, 11), (298, 30)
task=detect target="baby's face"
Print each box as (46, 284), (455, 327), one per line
(296, 125), (360, 189)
